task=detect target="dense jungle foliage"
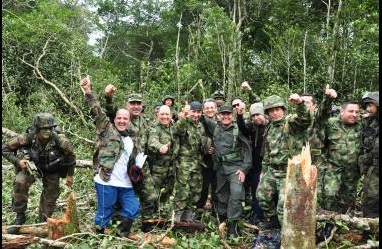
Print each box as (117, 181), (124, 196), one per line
(2, 0), (379, 248)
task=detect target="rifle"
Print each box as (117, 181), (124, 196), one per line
(21, 148), (43, 184)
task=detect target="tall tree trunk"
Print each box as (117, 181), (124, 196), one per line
(281, 144), (317, 249)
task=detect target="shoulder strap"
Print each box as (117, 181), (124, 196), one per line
(232, 123), (239, 150)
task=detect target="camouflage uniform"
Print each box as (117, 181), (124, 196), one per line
(305, 95), (334, 204)
(172, 113), (206, 220)
(358, 92), (379, 218)
(257, 96), (311, 226)
(320, 116), (361, 213)
(146, 122), (179, 219)
(2, 113), (76, 227)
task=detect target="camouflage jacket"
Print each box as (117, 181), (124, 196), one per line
(2, 131), (76, 177)
(147, 123), (179, 165)
(105, 95), (151, 154)
(324, 116), (361, 170)
(306, 95), (334, 163)
(86, 93), (125, 170)
(262, 102), (311, 173)
(173, 117), (206, 160)
(358, 116), (379, 174)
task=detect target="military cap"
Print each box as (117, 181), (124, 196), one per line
(219, 105), (233, 114)
(249, 102), (264, 116)
(189, 101), (202, 111)
(263, 95), (285, 112)
(126, 93), (143, 103)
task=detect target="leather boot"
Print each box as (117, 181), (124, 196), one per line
(257, 216), (280, 230)
(118, 217), (134, 238)
(7, 213), (26, 234)
(227, 220), (240, 238)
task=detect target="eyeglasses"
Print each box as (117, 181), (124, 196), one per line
(232, 103), (239, 108)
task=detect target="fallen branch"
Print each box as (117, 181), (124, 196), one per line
(2, 234), (68, 248)
(2, 127), (18, 137)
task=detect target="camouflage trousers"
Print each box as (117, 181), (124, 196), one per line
(150, 163), (175, 219)
(12, 170), (60, 222)
(361, 166), (379, 218)
(256, 169), (286, 223)
(172, 159), (202, 212)
(215, 170), (245, 220)
(134, 162), (157, 221)
(318, 166), (360, 213)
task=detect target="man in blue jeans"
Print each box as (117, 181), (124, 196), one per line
(81, 76), (145, 237)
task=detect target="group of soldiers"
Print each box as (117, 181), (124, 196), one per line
(2, 78), (379, 241)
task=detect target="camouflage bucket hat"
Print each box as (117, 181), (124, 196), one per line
(33, 113), (57, 129)
(162, 95), (175, 104)
(126, 93), (143, 103)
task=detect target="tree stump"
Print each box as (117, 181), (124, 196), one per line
(281, 143), (318, 249)
(47, 192), (80, 240)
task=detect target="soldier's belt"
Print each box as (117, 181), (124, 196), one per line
(214, 151), (241, 163)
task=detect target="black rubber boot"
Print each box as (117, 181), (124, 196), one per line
(218, 214), (227, 223)
(180, 209), (195, 222)
(95, 226), (105, 234)
(7, 213), (26, 234)
(257, 216), (280, 230)
(227, 220), (240, 238)
(323, 223), (334, 239)
(118, 218), (134, 238)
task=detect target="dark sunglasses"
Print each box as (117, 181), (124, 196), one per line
(232, 103), (239, 108)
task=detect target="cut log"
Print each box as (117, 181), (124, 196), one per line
(281, 143), (317, 249)
(47, 192), (80, 240)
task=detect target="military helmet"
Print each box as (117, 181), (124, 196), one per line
(33, 113), (57, 129)
(263, 95), (285, 113)
(361, 91), (379, 108)
(213, 90), (225, 100)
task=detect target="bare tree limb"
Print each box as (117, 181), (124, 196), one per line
(18, 38), (87, 125)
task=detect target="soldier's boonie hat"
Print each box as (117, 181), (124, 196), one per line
(190, 101), (202, 111)
(219, 106), (233, 114)
(213, 90), (225, 100)
(249, 102), (264, 116)
(162, 95), (175, 104)
(33, 113), (57, 129)
(126, 93), (143, 103)
(361, 91), (379, 108)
